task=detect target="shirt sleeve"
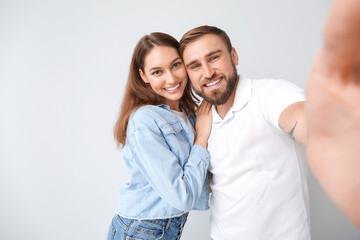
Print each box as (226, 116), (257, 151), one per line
(256, 79), (305, 131)
(128, 125), (210, 212)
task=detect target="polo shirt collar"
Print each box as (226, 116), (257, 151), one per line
(212, 76), (252, 123)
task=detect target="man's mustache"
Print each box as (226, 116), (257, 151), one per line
(201, 73), (222, 86)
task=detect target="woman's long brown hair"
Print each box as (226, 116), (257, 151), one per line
(114, 32), (198, 147)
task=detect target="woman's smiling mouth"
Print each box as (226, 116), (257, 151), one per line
(165, 83), (181, 91)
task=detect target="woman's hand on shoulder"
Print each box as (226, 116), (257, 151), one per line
(194, 101), (212, 149)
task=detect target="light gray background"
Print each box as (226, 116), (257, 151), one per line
(0, 0), (359, 239)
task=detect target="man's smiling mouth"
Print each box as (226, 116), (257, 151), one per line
(205, 78), (221, 87)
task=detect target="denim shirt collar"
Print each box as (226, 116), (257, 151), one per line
(158, 103), (191, 116)
(158, 104), (171, 110)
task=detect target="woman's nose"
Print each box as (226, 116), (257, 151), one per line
(166, 72), (177, 84)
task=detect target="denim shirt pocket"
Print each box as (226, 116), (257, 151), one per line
(159, 122), (183, 135)
(158, 122), (191, 168)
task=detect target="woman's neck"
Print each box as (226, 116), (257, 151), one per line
(164, 100), (181, 111)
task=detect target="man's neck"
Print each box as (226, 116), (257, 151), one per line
(215, 80), (238, 119)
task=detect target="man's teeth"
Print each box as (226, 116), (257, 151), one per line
(165, 83), (180, 91)
(206, 79), (221, 87)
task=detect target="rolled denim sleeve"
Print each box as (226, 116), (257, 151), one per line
(129, 126), (210, 212)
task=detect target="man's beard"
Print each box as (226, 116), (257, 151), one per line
(194, 66), (238, 106)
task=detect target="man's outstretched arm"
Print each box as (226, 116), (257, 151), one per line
(279, 101), (307, 146)
(306, 0), (360, 229)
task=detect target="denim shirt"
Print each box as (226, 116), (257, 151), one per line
(116, 104), (210, 220)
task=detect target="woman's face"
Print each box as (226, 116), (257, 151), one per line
(139, 46), (188, 111)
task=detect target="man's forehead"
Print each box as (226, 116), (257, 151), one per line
(182, 34), (226, 61)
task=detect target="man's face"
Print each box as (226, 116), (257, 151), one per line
(182, 34), (239, 106)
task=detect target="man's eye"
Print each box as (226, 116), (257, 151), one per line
(191, 64), (200, 69)
(210, 56), (218, 61)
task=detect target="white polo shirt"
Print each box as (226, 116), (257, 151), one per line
(208, 78), (310, 240)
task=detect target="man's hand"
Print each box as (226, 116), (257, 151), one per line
(306, 0), (360, 229)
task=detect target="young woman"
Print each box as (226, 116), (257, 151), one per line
(106, 32), (212, 240)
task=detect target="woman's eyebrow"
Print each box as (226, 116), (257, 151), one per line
(148, 57), (182, 72)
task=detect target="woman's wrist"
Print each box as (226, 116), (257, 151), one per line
(194, 136), (208, 149)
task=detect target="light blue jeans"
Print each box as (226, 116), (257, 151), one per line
(106, 213), (189, 240)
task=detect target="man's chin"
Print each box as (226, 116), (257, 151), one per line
(195, 68), (238, 106)
(197, 92), (228, 106)
(205, 97), (229, 106)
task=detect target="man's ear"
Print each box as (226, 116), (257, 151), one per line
(139, 69), (149, 83)
(231, 47), (239, 66)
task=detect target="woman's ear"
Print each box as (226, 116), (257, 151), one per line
(139, 69), (149, 83)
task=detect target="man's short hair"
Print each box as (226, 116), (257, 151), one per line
(179, 25), (233, 57)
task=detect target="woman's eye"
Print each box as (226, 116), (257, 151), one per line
(172, 62), (181, 68)
(152, 70), (161, 75)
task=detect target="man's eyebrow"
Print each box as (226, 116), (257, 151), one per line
(185, 49), (223, 68)
(185, 60), (198, 69)
(148, 57), (182, 72)
(206, 50), (222, 57)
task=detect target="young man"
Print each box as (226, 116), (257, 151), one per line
(306, 0), (360, 229)
(180, 26), (309, 239)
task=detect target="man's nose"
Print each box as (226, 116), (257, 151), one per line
(202, 63), (215, 79)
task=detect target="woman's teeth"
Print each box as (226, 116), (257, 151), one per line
(165, 83), (180, 91)
(205, 79), (221, 87)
